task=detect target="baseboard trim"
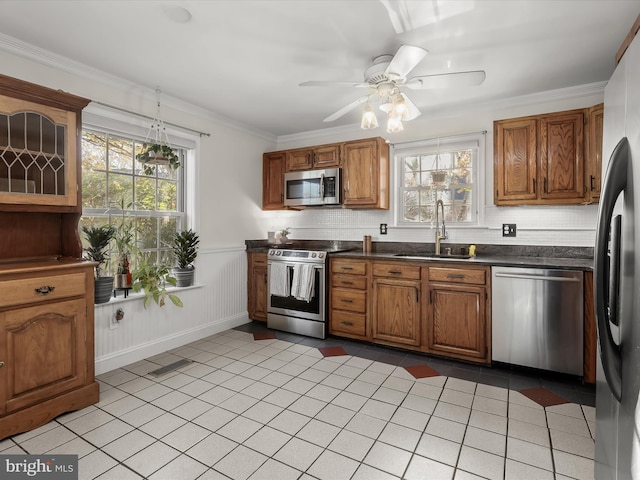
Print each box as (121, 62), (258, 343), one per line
(95, 314), (251, 375)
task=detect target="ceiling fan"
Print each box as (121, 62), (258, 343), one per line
(300, 45), (486, 131)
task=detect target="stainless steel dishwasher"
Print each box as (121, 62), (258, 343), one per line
(491, 267), (583, 376)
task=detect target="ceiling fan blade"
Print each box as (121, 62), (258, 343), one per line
(300, 81), (370, 88)
(405, 70), (486, 89)
(385, 45), (428, 80)
(324, 96), (369, 122)
(400, 93), (421, 120)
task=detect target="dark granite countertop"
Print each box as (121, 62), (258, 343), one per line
(245, 240), (594, 271)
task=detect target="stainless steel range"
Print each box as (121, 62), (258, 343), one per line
(267, 248), (332, 339)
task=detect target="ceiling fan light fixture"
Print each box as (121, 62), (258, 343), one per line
(361, 103), (378, 129)
(387, 112), (404, 133)
(392, 95), (409, 120)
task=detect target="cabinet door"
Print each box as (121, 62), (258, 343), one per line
(539, 111), (585, 202)
(0, 96), (78, 207)
(587, 104), (604, 203)
(248, 253), (268, 321)
(372, 278), (420, 346)
(313, 145), (340, 168)
(342, 138), (389, 209)
(0, 298), (88, 414)
(427, 283), (487, 361)
(286, 149), (313, 172)
(494, 118), (537, 204)
(262, 152), (286, 210)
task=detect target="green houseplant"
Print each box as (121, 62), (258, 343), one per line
(82, 224), (116, 304)
(135, 142), (180, 175)
(171, 229), (199, 287)
(131, 257), (183, 308)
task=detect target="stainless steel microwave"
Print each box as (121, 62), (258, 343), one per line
(284, 168), (341, 207)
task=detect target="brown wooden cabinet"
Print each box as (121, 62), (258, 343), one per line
(261, 136), (389, 211)
(0, 75), (98, 440)
(285, 144), (340, 172)
(247, 253), (268, 321)
(342, 137), (389, 209)
(371, 262), (421, 347)
(329, 258), (369, 339)
(587, 104), (604, 203)
(262, 151), (286, 210)
(494, 106), (602, 206)
(0, 261), (98, 440)
(425, 265), (491, 363)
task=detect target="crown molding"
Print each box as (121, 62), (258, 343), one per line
(0, 33), (276, 143)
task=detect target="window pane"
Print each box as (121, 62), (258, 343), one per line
(108, 173), (133, 207)
(160, 216), (178, 248)
(136, 217), (158, 250)
(157, 163), (178, 180)
(158, 180), (178, 211)
(108, 136), (134, 173)
(82, 131), (106, 171)
(82, 170), (107, 208)
(135, 176), (156, 210)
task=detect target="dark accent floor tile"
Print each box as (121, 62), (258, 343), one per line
(319, 346), (348, 357)
(579, 392), (596, 408)
(519, 387), (569, 407)
(404, 364), (441, 379)
(477, 373), (510, 389)
(253, 332), (277, 341)
(447, 367), (480, 383)
(375, 352), (406, 367)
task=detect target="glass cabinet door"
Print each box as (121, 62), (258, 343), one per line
(0, 95), (77, 206)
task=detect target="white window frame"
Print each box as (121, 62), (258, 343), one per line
(80, 105), (198, 265)
(393, 132), (485, 228)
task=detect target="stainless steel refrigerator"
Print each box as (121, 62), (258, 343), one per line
(595, 26), (640, 480)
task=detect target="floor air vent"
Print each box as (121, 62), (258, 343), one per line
(148, 359), (193, 377)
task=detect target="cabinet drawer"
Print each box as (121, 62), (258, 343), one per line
(331, 288), (366, 313)
(332, 274), (367, 290)
(330, 310), (366, 336)
(0, 273), (87, 308)
(373, 262), (421, 280)
(332, 259), (367, 275)
(428, 267), (486, 285)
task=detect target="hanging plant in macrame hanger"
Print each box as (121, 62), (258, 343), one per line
(135, 89), (180, 176)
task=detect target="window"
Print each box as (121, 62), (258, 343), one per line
(80, 128), (186, 270)
(395, 135), (482, 226)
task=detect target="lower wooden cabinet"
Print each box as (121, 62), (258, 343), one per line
(425, 265), (491, 363)
(329, 258), (369, 339)
(0, 260), (99, 440)
(247, 253), (268, 321)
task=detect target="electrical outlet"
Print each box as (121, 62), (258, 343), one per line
(110, 308), (124, 330)
(380, 223), (388, 235)
(502, 223), (517, 237)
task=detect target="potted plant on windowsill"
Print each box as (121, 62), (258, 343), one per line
(136, 142), (180, 175)
(171, 229), (199, 287)
(131, 258), (183, 308)
(82, 224), (116, 304)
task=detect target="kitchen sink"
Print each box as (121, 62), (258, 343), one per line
(393, 253), (472, 259)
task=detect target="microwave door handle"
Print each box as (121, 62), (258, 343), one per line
(320, 174), (325, 199)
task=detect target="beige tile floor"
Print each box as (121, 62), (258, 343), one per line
(0, 328), (596, 480)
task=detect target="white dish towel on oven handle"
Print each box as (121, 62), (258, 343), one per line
(269, 262), (290, 297)
(291, 264), (315, 302)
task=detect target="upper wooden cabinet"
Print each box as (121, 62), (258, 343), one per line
(587, 104), (604, 203)
(342, 137), (389, 209)
(0, 75), (88, 211)
(494, 106), (602, 206)
(262, 136), (389, 210)
(286, 144), (340, 172)
(262, 151), (286, 210)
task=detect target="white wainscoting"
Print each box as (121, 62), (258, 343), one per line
(93, 246), (250, 375)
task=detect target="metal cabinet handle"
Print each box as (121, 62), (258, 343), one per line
(388, 270), (402, 275)
(340, 281), (354, 285)
(340, 321), (354, 326)
(543, 177), (548, 193)
(447, 274), (464, 280)
(533, 178), (536, 193)
(341, 266), (353, 271)
(34, 286), (55, 295)
(0, 361), (4, 368)
(341, 299), (353, 303)
(590, 175), (596, 191)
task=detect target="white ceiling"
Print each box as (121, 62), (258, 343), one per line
(0, 0), (637, 137)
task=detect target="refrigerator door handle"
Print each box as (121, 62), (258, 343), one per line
(595, 137), (630, 402)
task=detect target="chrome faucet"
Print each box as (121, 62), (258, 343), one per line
(435, 199), (447, 255)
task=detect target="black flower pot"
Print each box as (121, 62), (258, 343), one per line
(94, 276), (114, 304)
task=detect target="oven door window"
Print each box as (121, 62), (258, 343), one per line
(286, 178), (321, 200)
(270, 266), (320, 314)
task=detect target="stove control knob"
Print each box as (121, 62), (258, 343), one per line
(311, 252), (317, 258)
(319, 252), (325, 258)
(276, 251), (281, 256)
(269, 251), (274, 255)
